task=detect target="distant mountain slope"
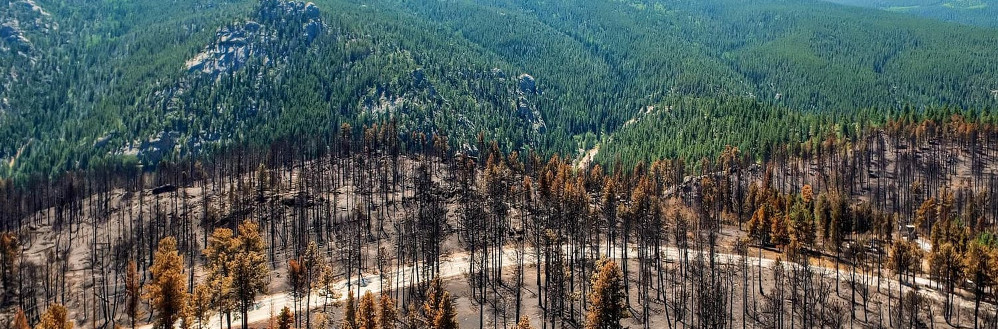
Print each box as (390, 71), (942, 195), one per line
(1, 0), (998, 178)
(823, 0), (998, 27)
(0, 0), (254, 176)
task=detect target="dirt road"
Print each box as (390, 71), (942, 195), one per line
(138, 245), (964, 329)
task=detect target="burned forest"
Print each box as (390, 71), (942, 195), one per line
(2, 116), (998, 329)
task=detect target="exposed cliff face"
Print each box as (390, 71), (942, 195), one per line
(185, 20), (264, 76)
(514, 74), (546, 134)
(186, 0), (324, 77)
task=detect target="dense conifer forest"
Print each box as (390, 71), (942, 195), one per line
(3, 0), (998, 178)
(823, 0), (998, 27)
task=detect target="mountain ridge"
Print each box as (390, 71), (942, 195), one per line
(1, 0), (997, 179)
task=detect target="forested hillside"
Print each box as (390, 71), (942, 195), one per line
(1, 0), (254, 176)
(824, 0), (998, 27)
(5, 1), (998, 326)
(2, 0), (998, 179)
(595, 97), (998, 168)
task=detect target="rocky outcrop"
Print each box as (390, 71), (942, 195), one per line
(260, 0), (324, 41)
(2, 0), (56, 55)
(186, 21), (263, 75)
(518, 74), (537, 94)
(16, 0), (50, 17)
(1, 0), (55, 122)
(516, 96), (547, 134)
(186, 0), (325, 77)
(139, 131), (177, 164)
(512, 73), (545, 133)
(117, 131), (180, 164)
(1, 21), (32, 53)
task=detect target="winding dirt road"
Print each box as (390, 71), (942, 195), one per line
(138, 245), (969, 329)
